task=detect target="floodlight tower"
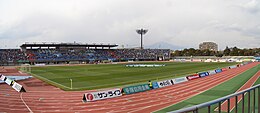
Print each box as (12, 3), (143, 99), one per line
(136, 28), (148, 49)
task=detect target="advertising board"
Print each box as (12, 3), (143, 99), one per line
(123, 84), (151, 95)
(208, 70), (216, 75)
(83, 88), (122, 102)
(4, 78), (13, 86)
(215, 69), (222, 73)
(157, 80), (173, 88)
(152, 82), (159, 89)
(0, 75), (6, 81)
(199, 72), (209, 77)
(172, 77), (188, 84)
(186, 74), (200, 80)
(12, 82), (23, 92)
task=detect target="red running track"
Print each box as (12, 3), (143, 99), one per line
(219, 70), (260, 112)
(0, 62), (259, 113)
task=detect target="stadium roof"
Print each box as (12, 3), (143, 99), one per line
(20, 42), (118, 50)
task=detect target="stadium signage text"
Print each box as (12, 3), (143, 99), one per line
(157, 80), (173, 88)
(125, 64), (165, 67)
(83, 88), (122, 102)
(123, 84), (151, 94)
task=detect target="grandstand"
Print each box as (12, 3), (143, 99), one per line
(0, 42), (171, 66)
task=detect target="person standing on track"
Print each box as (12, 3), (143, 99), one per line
(148, 80), (153, 89)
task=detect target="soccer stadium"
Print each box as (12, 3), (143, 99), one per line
(1, 1), (260, 113)
(0, 41), (260, 113)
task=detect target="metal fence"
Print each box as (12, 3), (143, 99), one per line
(168, 84), (260, 113)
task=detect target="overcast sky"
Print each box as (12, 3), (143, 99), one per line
(0, 0), (259, 50)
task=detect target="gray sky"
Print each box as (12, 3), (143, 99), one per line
(0, 0), (259, 50)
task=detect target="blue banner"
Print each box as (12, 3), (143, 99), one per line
(199, 72), (209, 77)
(152, 82), (159, 89)
(215, 69), (222, 73)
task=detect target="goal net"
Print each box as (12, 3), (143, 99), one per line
(20, 64), (31, 73)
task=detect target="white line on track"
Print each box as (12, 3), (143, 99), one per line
(20, 92), (33, 113)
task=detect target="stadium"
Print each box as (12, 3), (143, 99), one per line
(0, 42), (260, 113)
(1, 1), (260, 113)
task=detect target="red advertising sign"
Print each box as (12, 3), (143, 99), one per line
(83, 88), (122, 102)
(186, 74), (200, 80)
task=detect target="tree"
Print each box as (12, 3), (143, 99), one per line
(223, 46), (230, 56)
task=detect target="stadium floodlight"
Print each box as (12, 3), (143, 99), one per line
(136, 28), (148, 49)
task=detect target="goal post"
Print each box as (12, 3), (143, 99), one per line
(20, 64), (31, 73)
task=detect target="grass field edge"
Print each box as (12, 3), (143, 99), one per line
(29, 62), (238, 91)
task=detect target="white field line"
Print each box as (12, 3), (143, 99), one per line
(20, 92), (33, 113)
(29, 73), (71, 89)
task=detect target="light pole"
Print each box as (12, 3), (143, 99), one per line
(70, 78), (72, 89)
(136, 28), (148, 49)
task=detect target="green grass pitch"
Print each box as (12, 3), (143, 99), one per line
(29, 62), (237, 91)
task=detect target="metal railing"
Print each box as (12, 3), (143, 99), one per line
(168, 84), (260, 113)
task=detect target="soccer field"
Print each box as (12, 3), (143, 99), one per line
(29, 62), (237, 90)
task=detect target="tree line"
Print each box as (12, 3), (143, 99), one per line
(171, 47), (260, 57)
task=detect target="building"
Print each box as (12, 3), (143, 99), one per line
(199, 42), (218, 51)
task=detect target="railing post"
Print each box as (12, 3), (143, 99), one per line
(242, 93), (245, 113)
(235, 96), (238, 113)
(208, 105), (211, 113)
(248, 91), (250, 113)
(218, 101), (221, 113)
(253, 89), (255, 113)
(228, 99), (230, 113)
(193, 108), (198, 113)
(258, 87), (260, 111)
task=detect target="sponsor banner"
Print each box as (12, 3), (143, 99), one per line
(152, 82), (159, 89)
(186, 74), (200, 80)
(4, 78), (13, 86)
(12, 82), (23, 92)
(215, 69), (222, 73)
(0, 75), (6, 81)
(126, 64), (165, 67)
(172, 77), (188, 84)
(84, 88), (122, 102)
(123, 84), (151, 95)
(221, 68), (227, 71)
(208, 70), (216, 75)
(157, 79), (173, 88)
(229, 65), (237, 69)
(199, 72), (209, 77)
